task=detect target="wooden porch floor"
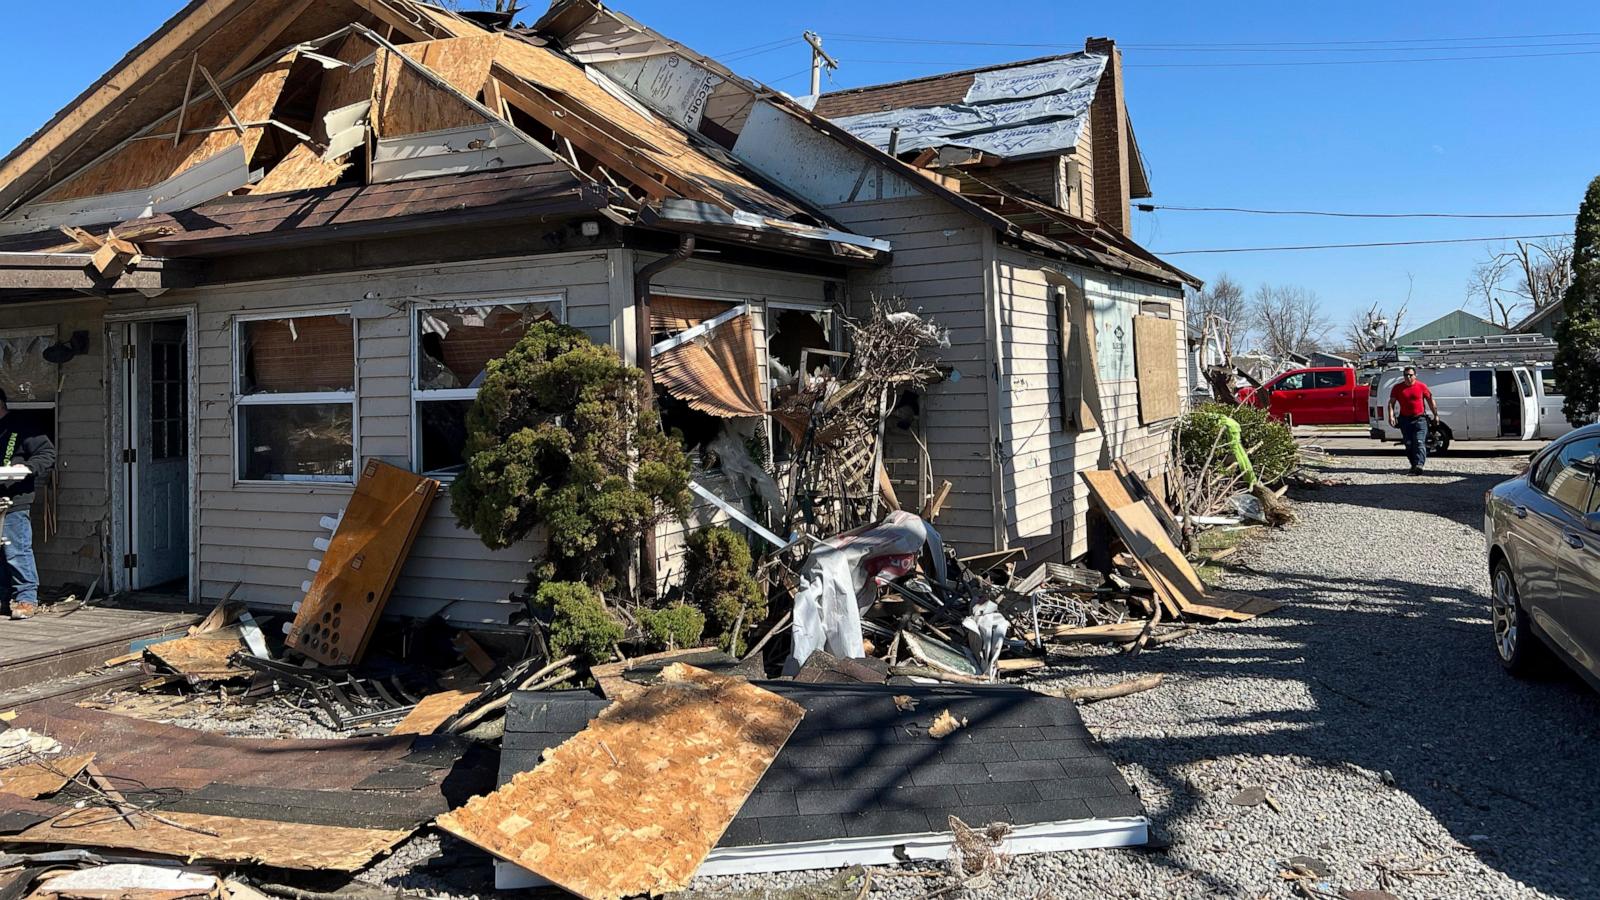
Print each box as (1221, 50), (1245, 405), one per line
(0, 602), (201, 707)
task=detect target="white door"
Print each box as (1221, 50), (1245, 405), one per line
(129, 320), (190, 589)
(1514, 367), (1540, 441)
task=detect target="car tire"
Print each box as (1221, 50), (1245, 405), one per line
(1426, 423), (1451, 455)
(1491, 558), (1549, 675)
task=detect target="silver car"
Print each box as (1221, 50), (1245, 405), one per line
(1485, 423), (1600, 689)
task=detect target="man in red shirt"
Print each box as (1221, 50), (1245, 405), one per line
(1388, 366), (1440, 475)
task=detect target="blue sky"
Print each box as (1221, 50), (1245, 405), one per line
(4, 1), (1597, 336)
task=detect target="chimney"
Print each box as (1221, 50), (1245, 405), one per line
(1085, 37), (1130, 234)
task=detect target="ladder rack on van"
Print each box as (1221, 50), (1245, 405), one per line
(1360, 333), (1557, 370)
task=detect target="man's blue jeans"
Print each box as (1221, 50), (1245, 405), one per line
(1399, 415), (1429, 469)
(1, 507), (39, 608)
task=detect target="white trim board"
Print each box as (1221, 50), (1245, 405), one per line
(496, 816), (1147, 888)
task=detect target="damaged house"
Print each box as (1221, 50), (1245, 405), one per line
(0, 0), (1196, 627)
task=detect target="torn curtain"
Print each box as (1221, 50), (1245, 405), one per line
(650, 296), (765, 418)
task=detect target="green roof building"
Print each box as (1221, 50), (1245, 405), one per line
(1395, 309), (1509, 345)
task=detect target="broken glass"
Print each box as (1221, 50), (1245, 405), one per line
(0, 334), (56, 403)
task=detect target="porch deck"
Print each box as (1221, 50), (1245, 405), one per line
(0, 602), (201, 707)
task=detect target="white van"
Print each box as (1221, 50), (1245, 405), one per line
(1368, 364), (1573, 452)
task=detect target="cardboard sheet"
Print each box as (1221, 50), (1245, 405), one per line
(437, 665), (803, 900)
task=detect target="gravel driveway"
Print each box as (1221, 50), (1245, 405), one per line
(694, 440), (1600, 900)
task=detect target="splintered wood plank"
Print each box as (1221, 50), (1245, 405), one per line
(146, 630), (249, 682)
(5, 811), (409, 871)
(437, 665), (804, 900)
(0, 753), (94, 799)
(390, 690), (480, 736)
(1083, 470), (1274, 622)
(285, 460), (439, 666)
(249, 143), (351, 195)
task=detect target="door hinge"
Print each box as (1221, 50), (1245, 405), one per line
(122, 448), (137, 464)
(122, 553), (137, 570)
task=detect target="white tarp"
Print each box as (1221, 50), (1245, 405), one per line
(787, 511), (947, 674)
(829, 53), (1106, 161)
(594, 53), (723, 130)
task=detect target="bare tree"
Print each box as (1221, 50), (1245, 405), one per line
(1344, 302), (1408, 354)
(1188, 273), (1250, 360)
(1468, 238), (1575, 327)
(442, 0), (520, 12)
(1252, 284), (1332, 359)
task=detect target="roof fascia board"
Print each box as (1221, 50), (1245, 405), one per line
(0, 0), (255, 212)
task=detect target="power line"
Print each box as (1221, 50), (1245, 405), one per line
(714, 36), (798, 59)
(825, 30), (1600, 50)
(1139, 204), (1575, 220)
(830, 35), (1600, 53)
(1157, 233), (1570, 255)
(834, 49), (1600, 69)
(722, 39), (805, 64)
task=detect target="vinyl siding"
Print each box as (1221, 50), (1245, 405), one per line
(829, 196), (996, 553)
(995, 247), (1186, 563)
(1, 300), (111, 589)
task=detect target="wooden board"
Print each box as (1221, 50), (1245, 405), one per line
(285, 460), (439, 666)
(1133, 315), (1180, 424)
(437, 665), (804, 900)
(374, 40), (495, 138)
(43, 52), (299, 202)
(249, 143), (351, 195)
(1083, 471), (1275, 623)
(146, 630), (249, 682)
(0, 753), (94, 799)
(5, 810), (409, 872)
(391, 690), (480, 736)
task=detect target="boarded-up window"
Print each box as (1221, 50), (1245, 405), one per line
(1134, 315), (1180, 424)
(235, 314), (355, 482)
(1054, 281), (1097, 432)
(413, 299), (564, 475)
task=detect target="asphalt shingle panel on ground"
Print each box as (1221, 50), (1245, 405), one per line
(687, 438), (1600, 899)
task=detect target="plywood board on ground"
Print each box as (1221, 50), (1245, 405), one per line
(1082, 470), (1275, 623)
(6, 810), (409, 871)
(285, 460), (439, 666)
(146, 630), (249, 682)
(437, 665), (803, 900)
(0, 753), (94, 799)
(1133, 315), (1180, 424)
(391, 690), (480, 735)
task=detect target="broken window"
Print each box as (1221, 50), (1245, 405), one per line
(0, 331), (59, 447)
(413, 298), (563, 476)
(765, 306), (840, 464)
(234, 313), (355, 482)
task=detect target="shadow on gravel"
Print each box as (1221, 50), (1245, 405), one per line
(1045, 453), (1600, 899)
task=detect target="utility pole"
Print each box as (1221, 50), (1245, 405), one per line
(804, 31), (838, 97)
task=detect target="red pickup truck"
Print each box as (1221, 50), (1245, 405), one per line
(1237, 366), (1371, 425)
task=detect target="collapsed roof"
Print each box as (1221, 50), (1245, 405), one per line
(0, 0), (1195, 290)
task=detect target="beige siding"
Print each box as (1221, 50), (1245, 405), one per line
(830, 196), (995, 553)
(995, 247), (1186, 563)
(120, 252), (615, 625)
(2, 300), (111, 589)
(1073, 120), (1095, 221)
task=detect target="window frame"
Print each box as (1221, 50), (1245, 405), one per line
(1540, 368), (1562, 397)
(1312, 370), (1346, 390)
(1468, 370), (1494, 398)
(232, 308), (358, 486)
(409, 294), (566, 478)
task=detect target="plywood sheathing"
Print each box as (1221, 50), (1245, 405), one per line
(41, 52), (300, 203)
(285, 460), (439, 666)
(145, 629), (251, 682)
(1081, 470), (1280, 622)
(391, 689), (481, 735)
(1133, 315), (1179, 424)
(437, 665), (804, 900)
(491, 37), (803, 218)
(249, 143), (351, 195)
(374, 36), (504, 137)
(5, 810), (411, 871)
(0, 753), (95, 800)
(313, 35), (382, 142)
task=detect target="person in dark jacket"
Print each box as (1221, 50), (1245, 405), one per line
(0, 388), (56, 619)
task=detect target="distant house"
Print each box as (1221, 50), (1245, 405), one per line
(1395, 309), (1509, 345)
(1512, 302), (1565, 340)
(1306, 351), (1353, 368)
